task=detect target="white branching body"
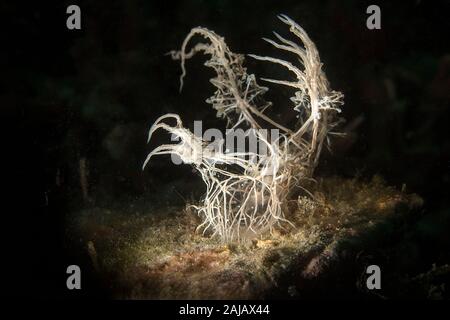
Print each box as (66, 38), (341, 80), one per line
(143, 15), (344, 243)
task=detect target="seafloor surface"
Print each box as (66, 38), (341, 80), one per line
(67, 176), (447, 299)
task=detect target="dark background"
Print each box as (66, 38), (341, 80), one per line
(1, 0), (449, 298)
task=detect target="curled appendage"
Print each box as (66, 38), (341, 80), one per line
(249, 14), (344, 174)
(169, 26), (291, 133)
(142, 113), (205, 169)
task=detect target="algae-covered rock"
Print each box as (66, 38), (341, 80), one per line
(68, 176), (426, 299)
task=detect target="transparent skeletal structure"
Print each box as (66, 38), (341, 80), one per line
(143, 15), (344, 242)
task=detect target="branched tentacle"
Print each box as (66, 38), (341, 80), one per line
(143, 16), (344, 243)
